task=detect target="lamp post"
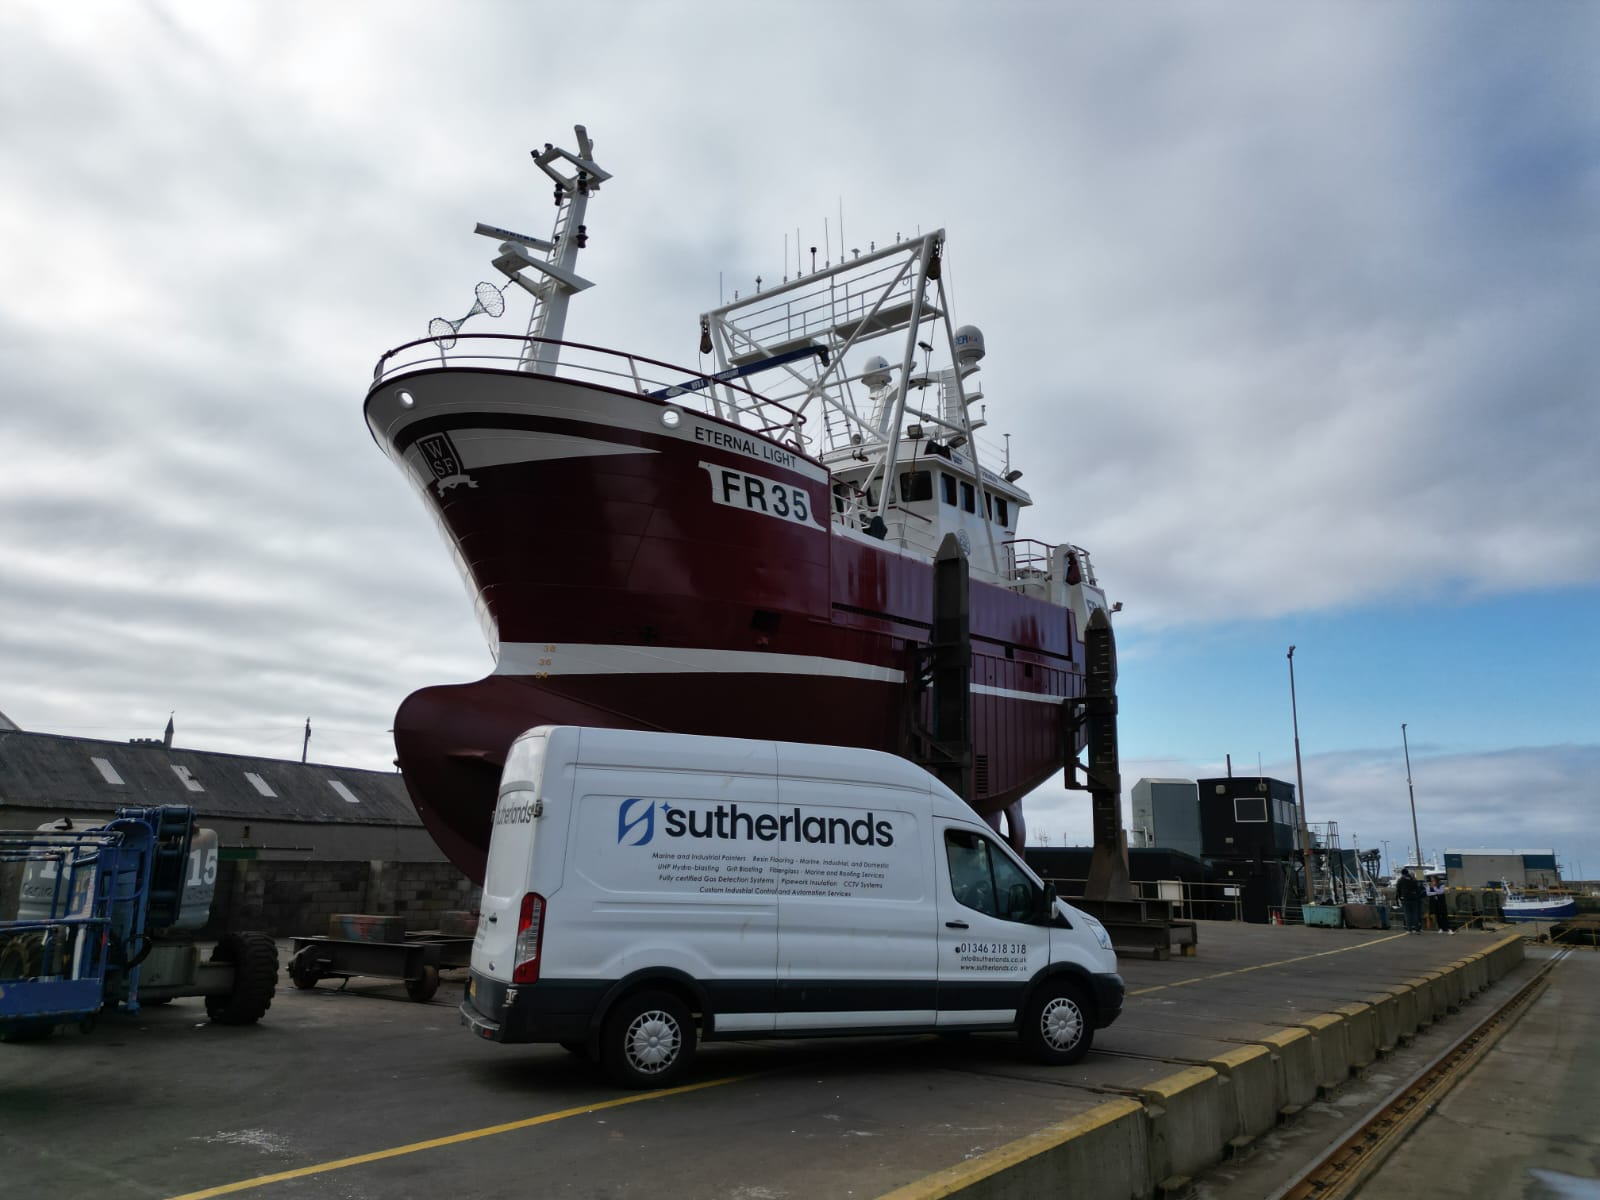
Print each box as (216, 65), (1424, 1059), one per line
(1287, 646), (1315, 903)
(1382, 839), (1391, 879)
(1401, 723), (1422, 872)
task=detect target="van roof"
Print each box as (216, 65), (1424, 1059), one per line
(512, 725), (955, 801)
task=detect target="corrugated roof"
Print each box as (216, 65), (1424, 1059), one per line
(0, 729), (419, 827)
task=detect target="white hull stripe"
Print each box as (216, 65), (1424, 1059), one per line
(971, 683), (1066, 706)
(497, 643), (1071, 705)
(497, 642), (905, 684)
(436, 429), (656, 472)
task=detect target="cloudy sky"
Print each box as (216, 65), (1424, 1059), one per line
(3, 2), (1596, 878)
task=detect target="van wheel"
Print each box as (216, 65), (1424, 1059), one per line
(601, 991), (696, 1089)
(1021, 980), (1093, 1065)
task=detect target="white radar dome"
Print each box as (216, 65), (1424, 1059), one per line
(861, 355), (893, 388)
(953, 325), (986, 365)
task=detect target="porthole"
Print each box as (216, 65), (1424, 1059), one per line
(661, 408), (682, 429)
(398, 390), (415, 408)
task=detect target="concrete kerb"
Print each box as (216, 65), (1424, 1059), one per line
(1439, 963), (1464, 1010)
(1132, 1065), (1228, 1185)
(1294, 1011), (1352, 1093)
(886, 939), (1530, 1200)
(874, 1097), (1150, 1200)
(1332, 1002), (1377, 1069)
(1205, 1044), (1280, 1145)
(1363, 988), (1406, 1052)
(1259, 1026), (1320, 1112)
(1404, 973), (1442, 1025)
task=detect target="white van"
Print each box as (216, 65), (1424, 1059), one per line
(462, 726), (1123, 1087)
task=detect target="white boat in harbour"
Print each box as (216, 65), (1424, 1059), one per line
(1496, 881), (1578, 923)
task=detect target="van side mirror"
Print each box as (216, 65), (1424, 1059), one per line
(1039, 883), (1058, 924)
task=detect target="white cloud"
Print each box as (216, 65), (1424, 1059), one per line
(0, 3), (1593, 829)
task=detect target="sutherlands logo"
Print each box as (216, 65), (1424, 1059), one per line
(617, 797), (668, 846)
(616, 799), (894, 848)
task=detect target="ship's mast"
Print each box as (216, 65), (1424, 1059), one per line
(478, 125), (611, 375)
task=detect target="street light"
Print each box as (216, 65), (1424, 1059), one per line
(1401, 723), (1423, 872)
(1287, 646), (1315, 903)
(1382, 839), (1391, 879)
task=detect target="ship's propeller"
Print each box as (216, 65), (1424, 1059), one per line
(429, 281), (508, 349)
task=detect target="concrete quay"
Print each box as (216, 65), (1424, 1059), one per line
(0, 922), (1524, 1200)
(882, 924), (1526, 1200)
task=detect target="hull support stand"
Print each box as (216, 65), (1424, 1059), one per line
(1062, 609), (1199, 959)
(909, 534), (974, 815)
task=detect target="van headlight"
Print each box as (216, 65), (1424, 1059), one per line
(1082, 915), (1113, 951)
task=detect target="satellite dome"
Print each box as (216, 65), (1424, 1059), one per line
(861, 355), (893, 389)
(953, 325), (986, 365)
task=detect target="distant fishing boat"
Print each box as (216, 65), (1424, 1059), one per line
(1496, 882), (1578, 923)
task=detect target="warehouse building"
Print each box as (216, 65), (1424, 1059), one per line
(0, 723), (476, 935)
(1444, 849), (1562, 889)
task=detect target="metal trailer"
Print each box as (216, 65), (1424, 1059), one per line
(287, 933), (474, 1003)
(0, 805), (277, 1041)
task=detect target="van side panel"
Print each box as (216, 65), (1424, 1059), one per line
(550, 750), (780, 1032)
(772, 776), (937, 1030)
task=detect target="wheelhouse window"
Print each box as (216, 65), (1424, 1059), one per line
(898, 469), (933, 503)
(960, 480), (976, 514)
(941, 473), (957, 506)
(944, 828), (1039, 922)
(993, 496), (1009, 527)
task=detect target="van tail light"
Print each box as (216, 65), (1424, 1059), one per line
(513, 892), (545, 983)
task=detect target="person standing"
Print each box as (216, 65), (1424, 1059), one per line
(1396, 868), (1424, 933)
(1426, 873), (1454, 933)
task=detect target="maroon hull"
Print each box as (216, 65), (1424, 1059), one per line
(396, 663), (1076, 885)
(373, 357), (1094, 883)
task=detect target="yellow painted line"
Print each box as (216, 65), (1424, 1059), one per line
(166, 1074), (748, 1200)
(1128, 932), (1410, 996)
(1139, 1064), (1217, 1102)
(875, 1097), (1145, 1200)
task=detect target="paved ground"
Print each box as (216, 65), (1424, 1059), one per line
(1353, 946), (1600, 1200)
(1192, 946), (1600, 1200)
(0, 922), (1507, 1200)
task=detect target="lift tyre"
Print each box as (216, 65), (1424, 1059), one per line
(405, 964), (440, 1003)
(1020, 979), (1094, 1066)
(205, 932), (280, 1025)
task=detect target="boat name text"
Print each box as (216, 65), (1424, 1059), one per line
(691, 423), (798, 471)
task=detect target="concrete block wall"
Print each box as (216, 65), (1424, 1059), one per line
(204, 859), (481, 937)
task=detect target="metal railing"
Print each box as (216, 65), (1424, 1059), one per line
(1037, 875), (1246, 923)
(370, 333), (810, 444)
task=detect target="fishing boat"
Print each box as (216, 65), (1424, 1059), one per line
(365, 128), (1111, 882)
(1496, 882), (1578, 923)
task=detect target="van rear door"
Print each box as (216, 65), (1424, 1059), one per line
(474, 728), (563, 983)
